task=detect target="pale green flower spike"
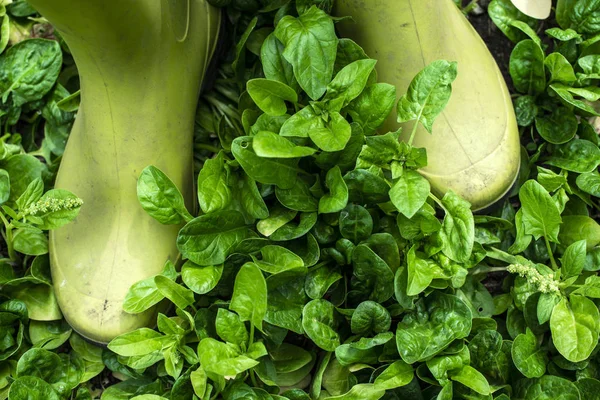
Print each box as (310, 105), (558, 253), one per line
(24, 197), (84, 216)
(507, 263), (560, 294)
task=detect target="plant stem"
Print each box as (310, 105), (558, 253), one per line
(194, 144), (220, 153)
(428, 192), (447, 212)
(0, 212), (16, 262)
(407, 122), (419, 147)
(545, 236), (558, 271)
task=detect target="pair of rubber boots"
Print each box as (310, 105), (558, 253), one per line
(28, 0), (520, 344)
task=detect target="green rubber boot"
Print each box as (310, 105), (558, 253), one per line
(334, 0), (520, 211)
(26, 0), (221, 344)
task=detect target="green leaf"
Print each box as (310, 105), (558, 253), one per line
(253, 131), (316, 158)
(309, 111), (351, 152)
(551, 295), (600, 362)
(319, 166), (348, 214)
(352, 244), (395, 303)
(535, 107), (578, 144)
(261, 33), (298, 90)
(577, 171), (600, 197)
(216, 309), (248, 347)
(335, 332), (393, 366)
(107, 328), (167, 357)
(339, 204), (373, 244)
(253, 245), (305, 274)
(351, 301), (391, 335)
(276, 178), (319, 212)
(488, 0), (538, 42)
(247, 78), (298, 116)
(231, 262), (267, 330)
(0, 169), (9, 204)
(397, 60), (458, 133)
(396, 293), (472, 364)
(274, 6), (338, 100)
(556, 0), (600, 34)
(406, 245), (433, 297)
(512, 328), (547, 378)
(181, 261), (223, 295)
(546, 139), (600, 173)
(322, 384), (384, 400)
(561, 240), (587, 279)
(373, 360), (413, 390)
(197, 152), (231, 214)
(544, 53), (577, 84)
(390, 170), (430, 219)
(524, 375), (580, 400)
(347, 83), (396, 134)
(177, 210), (252, 266)
(197, 338), (258, 377)
(232, 136), (299, 189)
(123, 262), (175, 314)
(519, 180), (562, 242)
(509, 39), (546, 95)
(449, 365), (491, 395)
(8, 376), (60, 400)
(190, 367), (207, 399)
(154, 275), (195, 310)
(438, 190), (475, 263)
(324, 59), (377, 109)
(137, 165), (191, 224)
(13, 226), (47, 255)
(302, 299), (340, 351)
(0, 39), (62, 106)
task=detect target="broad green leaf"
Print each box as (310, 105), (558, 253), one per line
(373, 360), (413, 390)
(396, 293), (472, 364)
(197, 152), (231, 214)
(261, 33), (298, 90)
(8, 376), (60, 400)
(449, 365), (491, 395)
(390, 170), (430, 219)
(488, 0), (538, 42)
(247, 78), (298, 116)
(107, 328), (167, 357)
(253, 131), (316, 158)
(544, 53), (576, 84)
(319, 166), (348, 214)
(397, 60), (458, 133)
(577, 171), (600, 197)
(519, 180), (562, 242)
(154, 275), (195, 310)
(181, 261), (223, 295)
(524, 375), (580, 400)
(324, 59), (377, 109)
(347, 83), (396, 134)
(253, 245), (305, 274)
(197, 338), (258, 377)
(512, 328), (547, 378)
(339, 204), (373, 244)
(177, 210), (252, 266)
(275, 178), (319, 212)
(556, 0), (600, 33)
(231, 262), (267, 330)
(137, 165), (191, 224)
(0, 39), (62, 106)
(309, 111), (351, 152)
(351, 301), (391, 335)
(232, 136), (299, 189)
(509, 39), (546, 95)
(274, 6), (338, 100)
(302, 299), (340, 351)
(406, 245), (433, 297)
(216, 309), (248, 347)
(551, 295), (600, 362)
(561, 240), (587, 279)
(438, 190), (475, 263)
(535, 107), (578, 144)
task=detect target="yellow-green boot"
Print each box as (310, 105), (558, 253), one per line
(26, 0), (221, 344)
(335, 0), (520, 211)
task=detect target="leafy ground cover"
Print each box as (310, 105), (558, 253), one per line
(2, 0), (600, 399)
